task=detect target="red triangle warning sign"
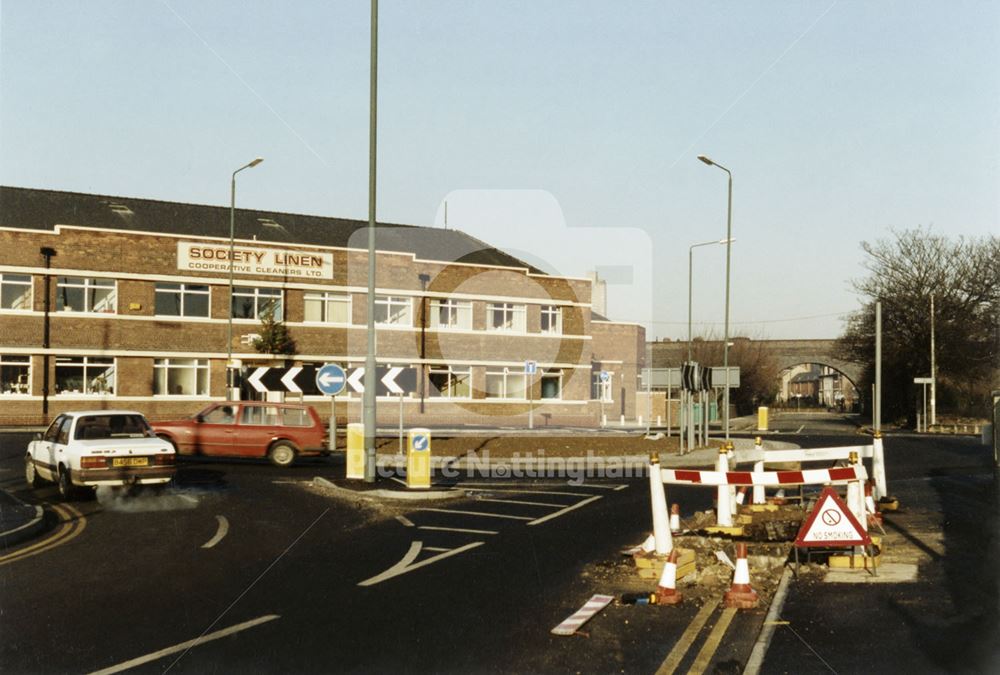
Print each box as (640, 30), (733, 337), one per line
(795, 486), (871, 548)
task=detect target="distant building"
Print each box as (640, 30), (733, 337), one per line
(0, 186), (644, 426)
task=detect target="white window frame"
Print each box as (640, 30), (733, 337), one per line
(540, 371), (563, 400)
(153, 358), (210, 397)
(374, 295), (412, 327)
(154, 283), (210, 318)
(56, 277), (117, 314)
(0, 354), (31, 395)
(428, 365), (472, 399)
(0, 273), (32, 312)
(484, 368), (527, 400)
(540, 305), (562, 335)
(429, 298), (472, 330)
(232, 286), (283, 321)
(54, 356), (116, 396)
(303, 292), (352, 324)
(487, 302), (526, 333)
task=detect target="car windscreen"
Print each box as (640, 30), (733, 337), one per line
(75, 414), (152, 440)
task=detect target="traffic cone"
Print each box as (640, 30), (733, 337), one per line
(670, 504), (681, 534)
(865, 481), (884, 529)
(735, 486), (748, 507)
(656, 549), (683, 605)
(723, 543), (759, 609)
(771, 488), (787, 505)
(640, 534), (656, 553)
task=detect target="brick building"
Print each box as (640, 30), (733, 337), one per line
(0, 186), (644, 427)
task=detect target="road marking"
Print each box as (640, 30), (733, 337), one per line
(87, 614), (280, 675)
(200, 515), (229, 549)
(795, 425), (805, 434)
(423, 546), (451, 552)
(0, 502), (86, 567)
(655, 602), (716, 675)
(688, 607), (737, 675)
(418, 525), (498, 535)
(395, 515), (415, 527)
(474, 497), (567, 508)
(527, 495), (602, 526)
(464, 487), (594, 497)
(571, 482), (628, 490)
(417, 507), (533, 521)
(358, 540), (484, 586)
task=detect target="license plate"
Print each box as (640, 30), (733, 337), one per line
(112, 457), (149, 467)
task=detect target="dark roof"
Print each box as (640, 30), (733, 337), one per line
(0, 186), (541, 273)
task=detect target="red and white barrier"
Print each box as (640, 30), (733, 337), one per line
(551, 595), (615, 636)
(716, 447), (734, 527)
(659, 464), (868, 487)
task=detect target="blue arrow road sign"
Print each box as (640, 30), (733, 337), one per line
(315, 364), (347, 396)
(412, 434), (429, 452)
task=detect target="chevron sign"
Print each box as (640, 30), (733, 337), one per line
(242, 365), (418, 396)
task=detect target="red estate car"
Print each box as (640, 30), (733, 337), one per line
(152, 402), (328, 467)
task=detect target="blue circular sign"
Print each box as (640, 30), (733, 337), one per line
(412, 434), (429, 452)
(315, 364), (347, 396)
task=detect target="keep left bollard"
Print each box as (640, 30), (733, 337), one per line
(407, 428), (432, 489)
(346, 422), (365, 480)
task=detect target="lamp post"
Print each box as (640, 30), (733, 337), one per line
(697, 154), (733, 442)
(687, 238), (732, 361)
(363, 0), (379, 482)
(227, 157), (263, 400)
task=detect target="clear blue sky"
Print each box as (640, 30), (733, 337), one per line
(2, 1), (997, 339)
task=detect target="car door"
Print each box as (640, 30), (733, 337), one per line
(234, 404), (279, 458)
(51, 416), (73, 475)
(32, 415), (65, 480)
(194, 405), (237, 455)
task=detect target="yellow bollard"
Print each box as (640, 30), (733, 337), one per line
(346, 423), (365, 480)
(407, 428), (432, 489)
(757, 406), (769, 432)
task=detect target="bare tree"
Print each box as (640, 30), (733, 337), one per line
(689, 336), (781, 415)
(837, 227), (999, 423)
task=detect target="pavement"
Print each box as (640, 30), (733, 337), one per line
(0, 487), (45, 548)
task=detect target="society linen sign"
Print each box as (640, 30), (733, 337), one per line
(177, 242), (333, 279)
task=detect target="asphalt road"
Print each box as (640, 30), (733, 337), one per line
(1, 414), (995, 674)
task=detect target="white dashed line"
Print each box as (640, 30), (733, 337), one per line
(473, 497), (567, 508)
(527, 495), (603, 526)
(87, 615), (279, 675)
(418, 508), (533, 520)
(201, 516), (229, 549)
(463, 487), (594, 497)
(395, 515), (415, 527)
(571, 482), (629, 490)
(418, 526), (498, 535)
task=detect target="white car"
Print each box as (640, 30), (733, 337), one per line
(25, 410), (176, 499)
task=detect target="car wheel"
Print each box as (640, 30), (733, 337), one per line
(268, 441), (297, 468)
(25, 455), (42, 488)
(57, 466), (77, 500)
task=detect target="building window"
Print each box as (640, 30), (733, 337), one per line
(232, 286), (282, 320)
(541, 370), (562, 399)
(304, 292), (350, 324)
(0, 274), (32, 311)
(153, 358), (209, 396)
(56, 277), (116, 313)
(485, 369), (526, 399)
(487, 303), (526, 332)
(55, 356), (115, 395)
(0, 355), (30, 395)
(540, 305), (562, 334)
(374, 295), (412, 326)
(592, 372), (613, 402)
(429, 365), (471, 398)
(429, 299), (472, 330)
(155, 283), (210, 317)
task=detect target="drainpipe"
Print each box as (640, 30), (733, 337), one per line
(40, 247), (56, 421)
(418, 273), (430, 413)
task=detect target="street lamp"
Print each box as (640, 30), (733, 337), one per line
(697, 154), (733, 442)
(227, 157), (264, 400)
(687, 238), (733, 361)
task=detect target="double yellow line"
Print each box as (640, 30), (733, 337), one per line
(656, 602), (738, 675)
(0, 502), (87, 566)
